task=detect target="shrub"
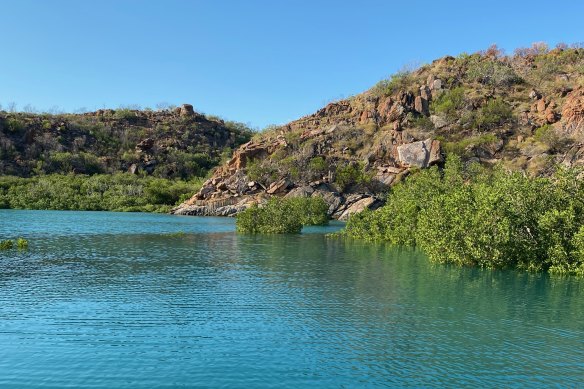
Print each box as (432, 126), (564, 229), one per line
(236, 197), (329, 234)
(0, 173), (201, 213)
(0, 240), (14, 250)
(16, 238), (28, 249)
(307, 157), (329, 175)
(113, 109), (137, 121)
(534, 124), (562, 151)
(466, 59), (522, 91)
(474, 99), (513, 130)
(430, 87), (466, 120)
(4, 118), (26, 133)
(342, 156), (584, 275)
(371, 69), (414, 97)
(334, 162), (370, 191)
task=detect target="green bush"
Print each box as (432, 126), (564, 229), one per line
(342, 155), (584, 275)
(16, 238), (28, 249)
(334, 162), (370, 191)
(431, 87), (466, 120)
(308, 157), (329, 175)
(236, 197), (329, 234)
(0, 240), (14, 250)
(371, 70), (414, 97)
(0, 174), (202, 213)
(466, 59), (522, 91)
(534, 124), (563, 151)
(5, 118), (26, 133)
(474, 98), (513, 130)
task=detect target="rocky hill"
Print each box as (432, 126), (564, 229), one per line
(172, 43), (584, 219)
(0, 104), (252, 179)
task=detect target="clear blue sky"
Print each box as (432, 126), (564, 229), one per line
(1, 0), (582, 129)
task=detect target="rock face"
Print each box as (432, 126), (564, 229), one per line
(172, 48), (584, 220)
(562, 88), (584, 137)
(397, 139), (442, 168)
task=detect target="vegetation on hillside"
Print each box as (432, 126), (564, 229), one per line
(342, 155), (584, 275)
(230, 43), (584, 194)
(0, 107), (253, 178)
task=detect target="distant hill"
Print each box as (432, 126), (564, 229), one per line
(173, 43), (584, 219)
(0, 104), (252, 179)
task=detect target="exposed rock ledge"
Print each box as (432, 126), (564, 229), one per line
(172, 138), (441, 220)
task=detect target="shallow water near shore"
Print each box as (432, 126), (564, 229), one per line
(0, 210), (583, 388)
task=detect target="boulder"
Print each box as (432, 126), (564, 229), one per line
(397, 139), (441, 168)
(430, 115), (448, 129)
(414, 96), (429, 115)
(179, 104), (195, 116)
(128, 163), (138, 175)
(266, 178), (291, 194)
(285, 186), (315, 198)
(338, 197), (377, 221)
(562, 88), (584, 136)
(136, 138), (154, 152)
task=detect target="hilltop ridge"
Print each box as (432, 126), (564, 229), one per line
(173, 43), (584, 219)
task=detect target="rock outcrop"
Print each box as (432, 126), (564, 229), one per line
(174, 46), (584, 219)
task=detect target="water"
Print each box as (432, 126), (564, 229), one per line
(0, 210), (583, 388)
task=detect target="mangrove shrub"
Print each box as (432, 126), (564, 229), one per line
(236, 197), (329, 234)
(344, 155), (584, 275)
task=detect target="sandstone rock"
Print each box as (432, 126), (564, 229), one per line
(136, 138), (154, 152)
(313, 190), (342, 215)
(420, 85), (431, 101)
(338, 197), (377, 221)
(414, 96), (429, 115)
(529, 90), (541, 100)
(285, 186), (315, 198)
(179, 104), (195, 116)
(537, 99), (547, 113)
(430, 115), (448, 129)
(561, 88), (584, 136)
(545, 108), (559, 124)
(397, 139), (441, 168)
(266, 178), (291, 194)
(128, 163), (138, 174)
(432, 79), (442, 90)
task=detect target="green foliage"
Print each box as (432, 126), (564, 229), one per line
(410, 115), (435, 131)
(371, 69), (414, 97)
(16, 238), (28, 249)
(246, 159), (279, 186)
(113, 109), (137, 121)
(534, 124), (563, 151)
(4, 118), (26, 133)
(307, 157), (328, 175)
(236, 197), (329, 234)
(442, 134), (499, 156)
(0, 240), (14, 250)
(334, 162), (370, 191)
(0, 238), (29, 250)
(343, 155), (584, 275)
(431, 87), (466, 120)
(0, 174), (202, 213)
(474, 98), (513, 130)
(46, 152), (105, 174)
(466, 59), (522, 90)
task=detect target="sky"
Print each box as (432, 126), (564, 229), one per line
(0, 0), (583, 129)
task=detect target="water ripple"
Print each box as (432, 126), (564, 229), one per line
(0, 210), (583, 388)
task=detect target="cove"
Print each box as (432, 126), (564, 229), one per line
(0, 210), (583, 388)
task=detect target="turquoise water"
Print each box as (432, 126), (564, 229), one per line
(0, 210), (583, 388)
